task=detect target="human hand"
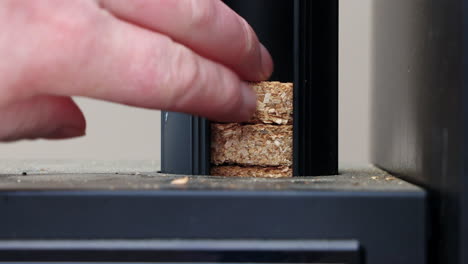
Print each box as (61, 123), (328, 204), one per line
(0, 0), (273, 141)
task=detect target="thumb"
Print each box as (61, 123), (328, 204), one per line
(0, 96), (86, 142)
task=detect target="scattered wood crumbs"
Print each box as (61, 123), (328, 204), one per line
(171, 177), (189, 185)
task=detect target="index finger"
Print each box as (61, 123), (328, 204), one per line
(98, 0), (273, 81)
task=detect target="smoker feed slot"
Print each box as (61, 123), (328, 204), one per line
(161, 0), (338, 177)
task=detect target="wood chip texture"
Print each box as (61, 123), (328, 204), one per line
(211, 123), (292, 167)
(210, 81), (293, 178)
(248, 82), (293, 125)
(211, 166), (292, 178)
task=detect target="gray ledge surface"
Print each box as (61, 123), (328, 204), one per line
(0, 160), (420, 192)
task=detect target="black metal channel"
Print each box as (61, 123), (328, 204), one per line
(161, 113), (210, 175)
(224, 0), (294, 82)
(193, 116), (210, 175)
(293, 0), (339, 176)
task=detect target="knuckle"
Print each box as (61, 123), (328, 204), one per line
(39, 1), (101, 43)
(235, 18), (258, 63)
(188, 0), (214, 29)
(173, 48), (203, 108)
(217, 71), (243, 113)
(2, 1), (106, 96)
(28, 2), (104, 66)
(47, 6), (104, 56)
(160, 43), (202, 110)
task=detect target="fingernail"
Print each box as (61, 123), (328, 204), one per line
(240, 82), (257, 120)
(260, 44), (274, 80)
(46, 126), (85, 139)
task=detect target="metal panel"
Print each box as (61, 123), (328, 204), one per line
(0, 240), (361, 263)
(0, 167), (426, 264)
(372, 0), (468, 263)
(0, 190), (424, 263)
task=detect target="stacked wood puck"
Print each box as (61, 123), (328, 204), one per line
(210, 82), (293, 178)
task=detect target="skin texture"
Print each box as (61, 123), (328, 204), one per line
(0, 0), (273, 141)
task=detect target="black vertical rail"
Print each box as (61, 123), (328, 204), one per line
(161, 112), (210, 175)
(224, 0), (294, 82)
(192, 117), (210, 175)
(293, 0), (338, 176)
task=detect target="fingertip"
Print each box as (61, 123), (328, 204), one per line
(208, 81), (257, 123)
(44, 126), (86, 140)
(42, 97), (87, 140)
(239, 82), (257, 120)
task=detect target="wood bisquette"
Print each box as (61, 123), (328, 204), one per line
(211, 123), (292, 167)
(211, 81), (293, 178)
(211, 166), (293, 178)
(247, 82), (293, 125)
